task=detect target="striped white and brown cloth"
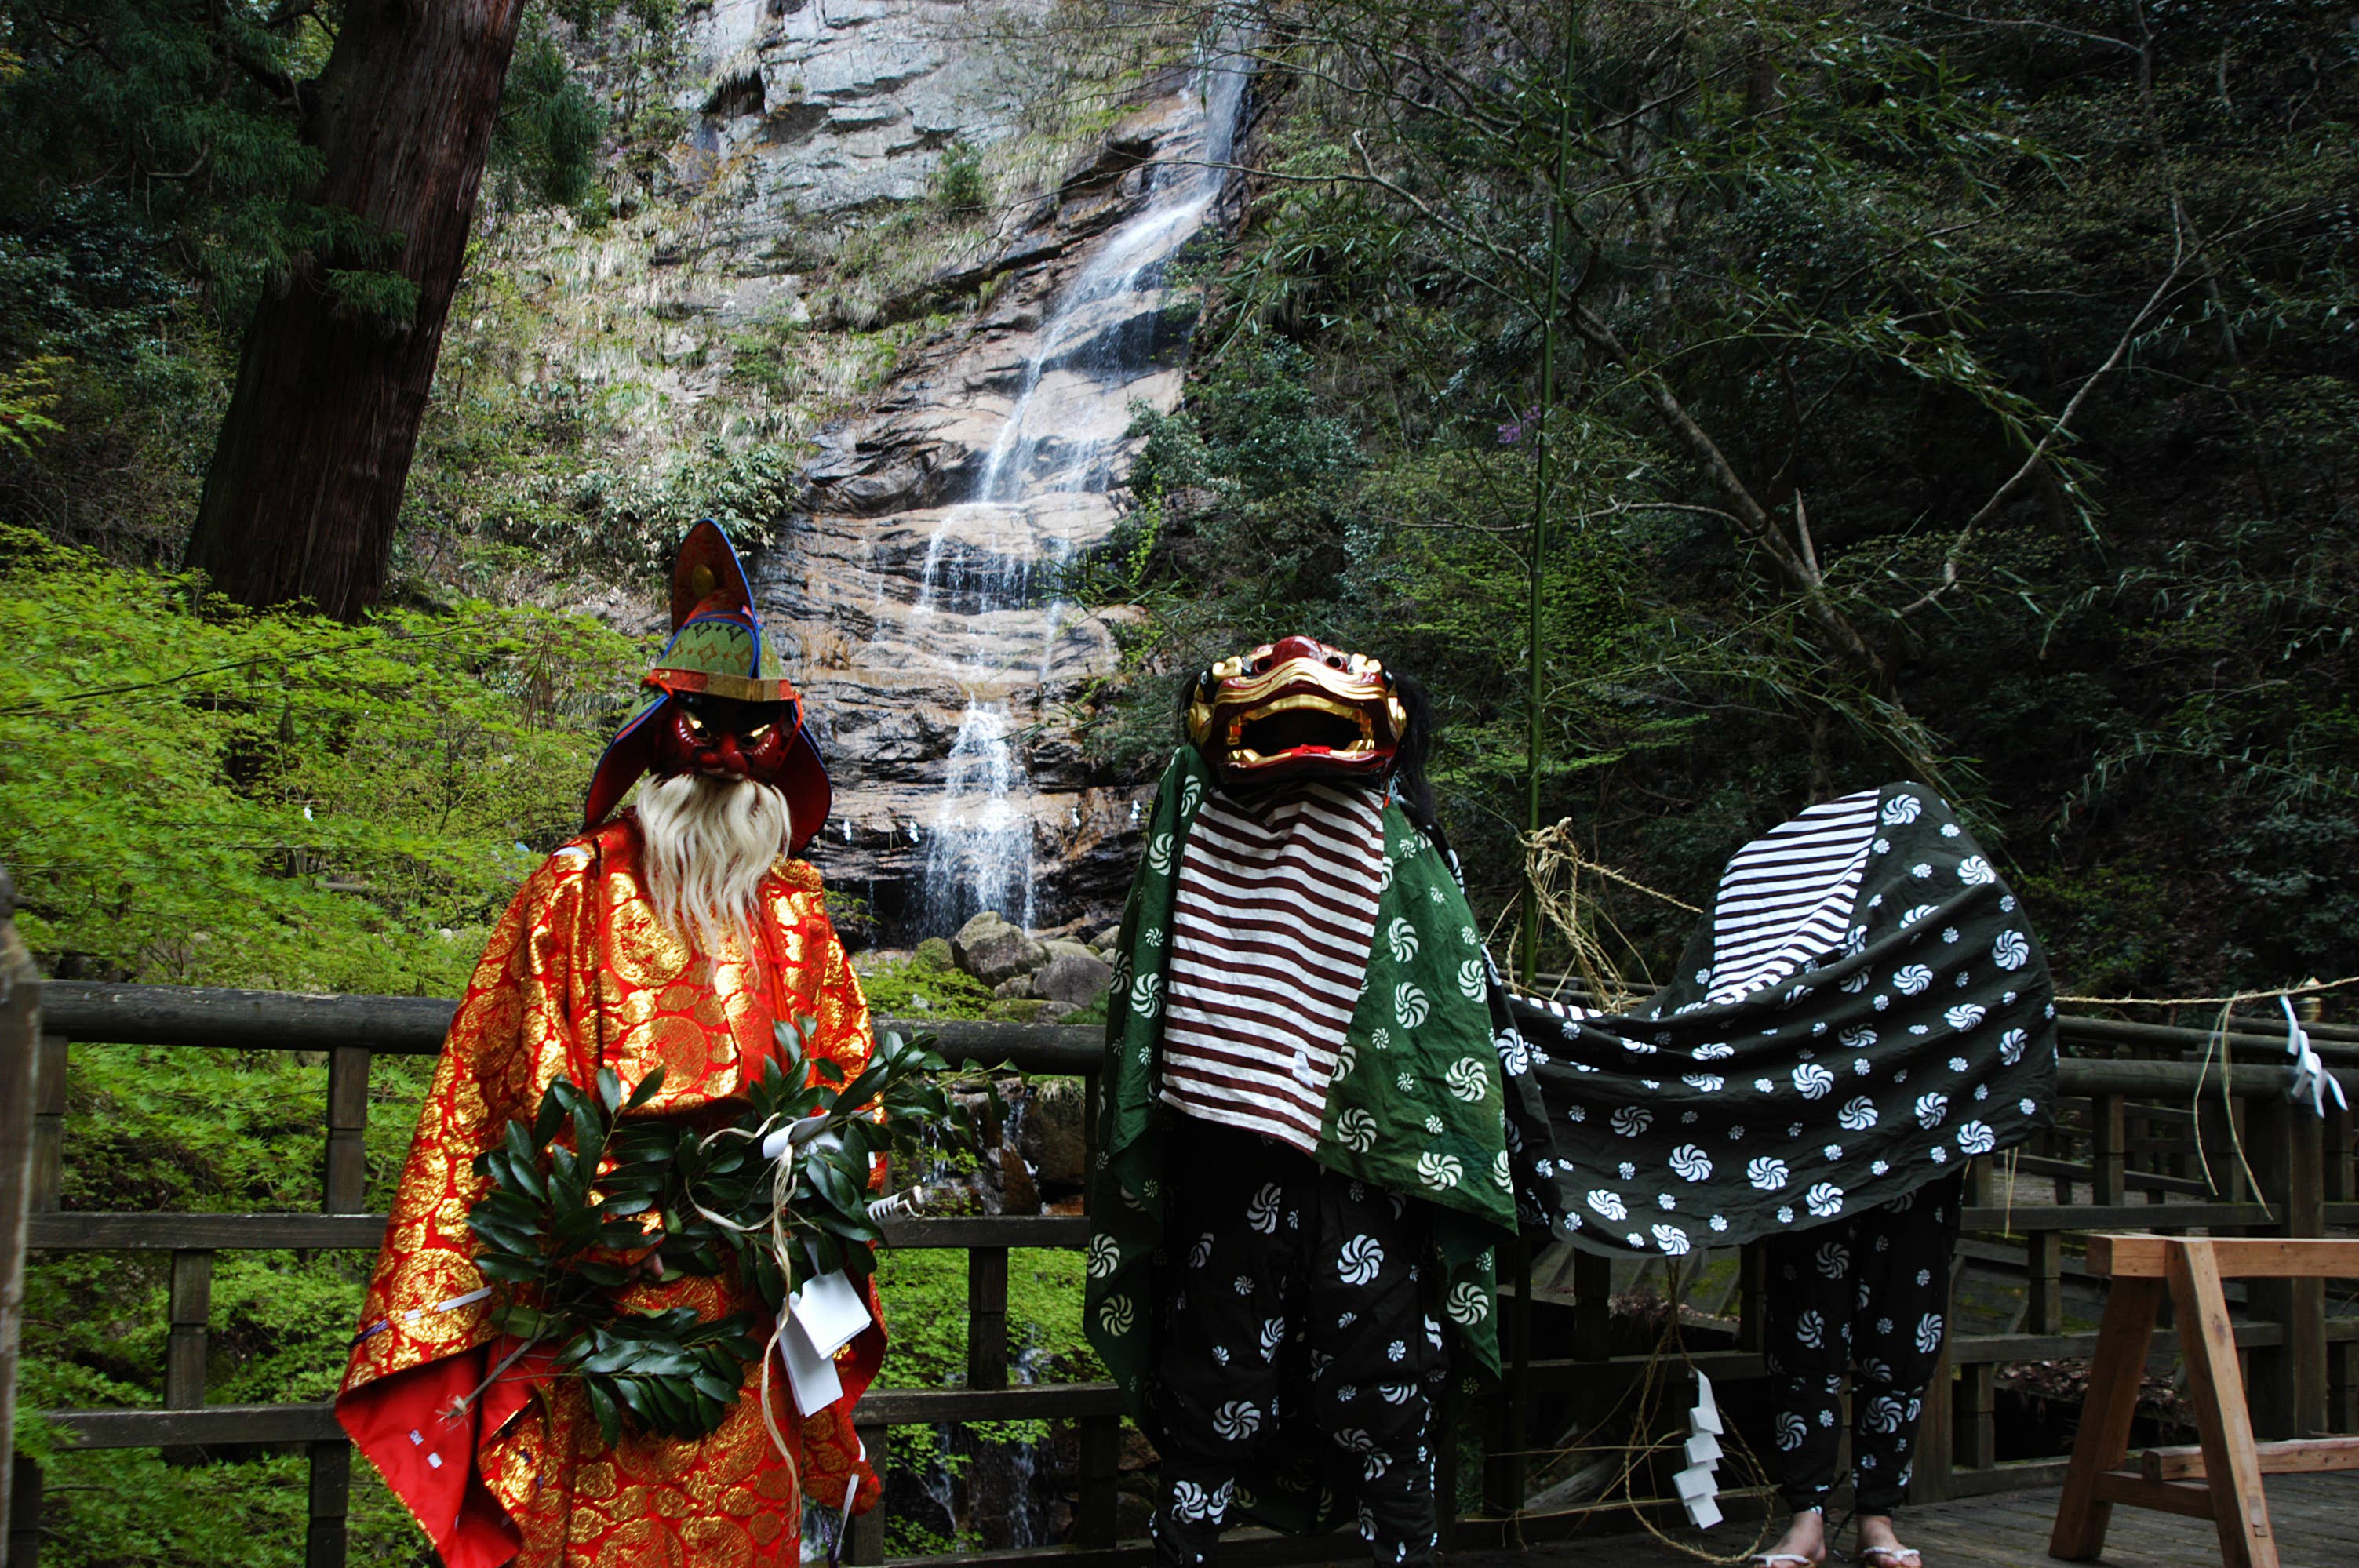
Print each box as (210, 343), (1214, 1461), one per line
(1159, 782), (1387, 1152)
(1702, 785), (1880, 1003)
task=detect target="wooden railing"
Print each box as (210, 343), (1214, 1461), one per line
(2, 966), (2354, 1565)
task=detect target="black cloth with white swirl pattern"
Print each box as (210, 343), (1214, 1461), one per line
(1501, 782), (2057, 1257)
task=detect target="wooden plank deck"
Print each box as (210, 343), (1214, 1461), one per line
(1447, 1473), (2359, 1566)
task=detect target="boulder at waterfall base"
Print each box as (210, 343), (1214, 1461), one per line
(952, 911), (1047, 985)
(1032, 952), (1112, 1007)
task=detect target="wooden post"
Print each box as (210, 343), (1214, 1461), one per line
(2028, 1228), (2065, 1335)
(2091, 1093), (2126, 1207)
(1436, 1377), (1462, 1549)
(1735, 1242), (1766, 1352)
(308, 1046), (365, 1562)
(967, 1246), (1008, 1390)
(1487, 1238), (1531, 1530)
(1965, 1155), (1997, 1210)
(2167, 1240), (2278, 1568)
(25, 1039), (62, 1217)
(1076, 1413), (1119, 1548)
(2323, 1097), (2353, 1203)
(1955, 1362), (1996, 1472)
(5, 1456), (38, 1568)
(165, 1250), (213, 1409)
(323, 1045), (370, 1213)
(304, 1439), (349, 1568)
(2142, 1104), (2171, 1204)
(0, 867), (42, 1551)
(2244, 1099), (2325, 1440)
(163, 1249), (213, 1466)
(1080, 1069), (1100, 1218)
(846, 1421), (886, 1565)
(2049, 1273), (2167, 1559)
(1568, 1246), (1615, 1457)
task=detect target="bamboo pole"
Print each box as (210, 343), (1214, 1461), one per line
(1519, 32), (1578, 988)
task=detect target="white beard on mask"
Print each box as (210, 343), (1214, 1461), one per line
(634, 771), (795, 954)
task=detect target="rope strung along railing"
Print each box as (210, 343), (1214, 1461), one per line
(1, 967), (2355, 1565)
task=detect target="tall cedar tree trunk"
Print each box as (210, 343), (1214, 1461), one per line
(185, 0), (528, 621)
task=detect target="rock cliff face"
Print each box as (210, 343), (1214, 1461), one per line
(660, 2), (1243, 937)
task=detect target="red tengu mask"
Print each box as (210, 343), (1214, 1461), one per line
(1185, 635), (1407, 785)
(650, 693), (801, 787)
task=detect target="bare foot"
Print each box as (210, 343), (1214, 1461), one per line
(1753, 1509), (1825, 1566)
(1856, 1514), (1921, 1567)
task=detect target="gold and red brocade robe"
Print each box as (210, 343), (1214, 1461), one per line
(337, 817), (885, 1568)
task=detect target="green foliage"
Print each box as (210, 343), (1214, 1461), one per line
(537, 435), (806, 571)
(931, 140), (988, 214)
(854, 952), (997, 1020)
(1076, 0), (2359, 996)
(0, 352), (60, 451)
(324, 268), (422, 332)
(0, 0), (337, 321)
(492, 23), (608, 211)
(0, 523), (644, 991)
(0, 190), (230, 558)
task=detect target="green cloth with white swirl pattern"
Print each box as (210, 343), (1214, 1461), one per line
(1084, 747), (1534, 1453)
(1509, 781), (2058, 1257)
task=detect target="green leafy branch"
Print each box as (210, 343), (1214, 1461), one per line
(464, 1022), (965, 1446)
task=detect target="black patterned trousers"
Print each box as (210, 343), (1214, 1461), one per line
(1760, 1173), (1964, 1515)
(1148, 1117), (1447, 1568)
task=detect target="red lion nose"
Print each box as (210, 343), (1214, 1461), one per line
(1263, 635), (1329, 667)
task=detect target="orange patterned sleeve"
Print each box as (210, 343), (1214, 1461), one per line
(335, 840), (600, 1565)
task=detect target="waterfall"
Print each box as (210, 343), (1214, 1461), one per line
(911, 51), (1250, 937)
(921, 700), (1035, 933)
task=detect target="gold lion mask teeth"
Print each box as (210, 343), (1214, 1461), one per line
(1188, 635), (1404, 784)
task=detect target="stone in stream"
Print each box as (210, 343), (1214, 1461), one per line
(951, 911), (1045, 984)
(996, 1144), (1040, 1215)
(1019, 1078), (1090, 1192)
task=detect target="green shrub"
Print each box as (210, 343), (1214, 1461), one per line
(931, 140), (988, 214)
(856, 953), (996, 1020)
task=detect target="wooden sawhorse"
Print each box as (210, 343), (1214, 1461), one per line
(2050, 1235), (2359, 1568)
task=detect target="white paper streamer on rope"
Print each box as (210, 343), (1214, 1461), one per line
(2282, 995), (2348, 1119)
(1676, 1370), (1725, 1530)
